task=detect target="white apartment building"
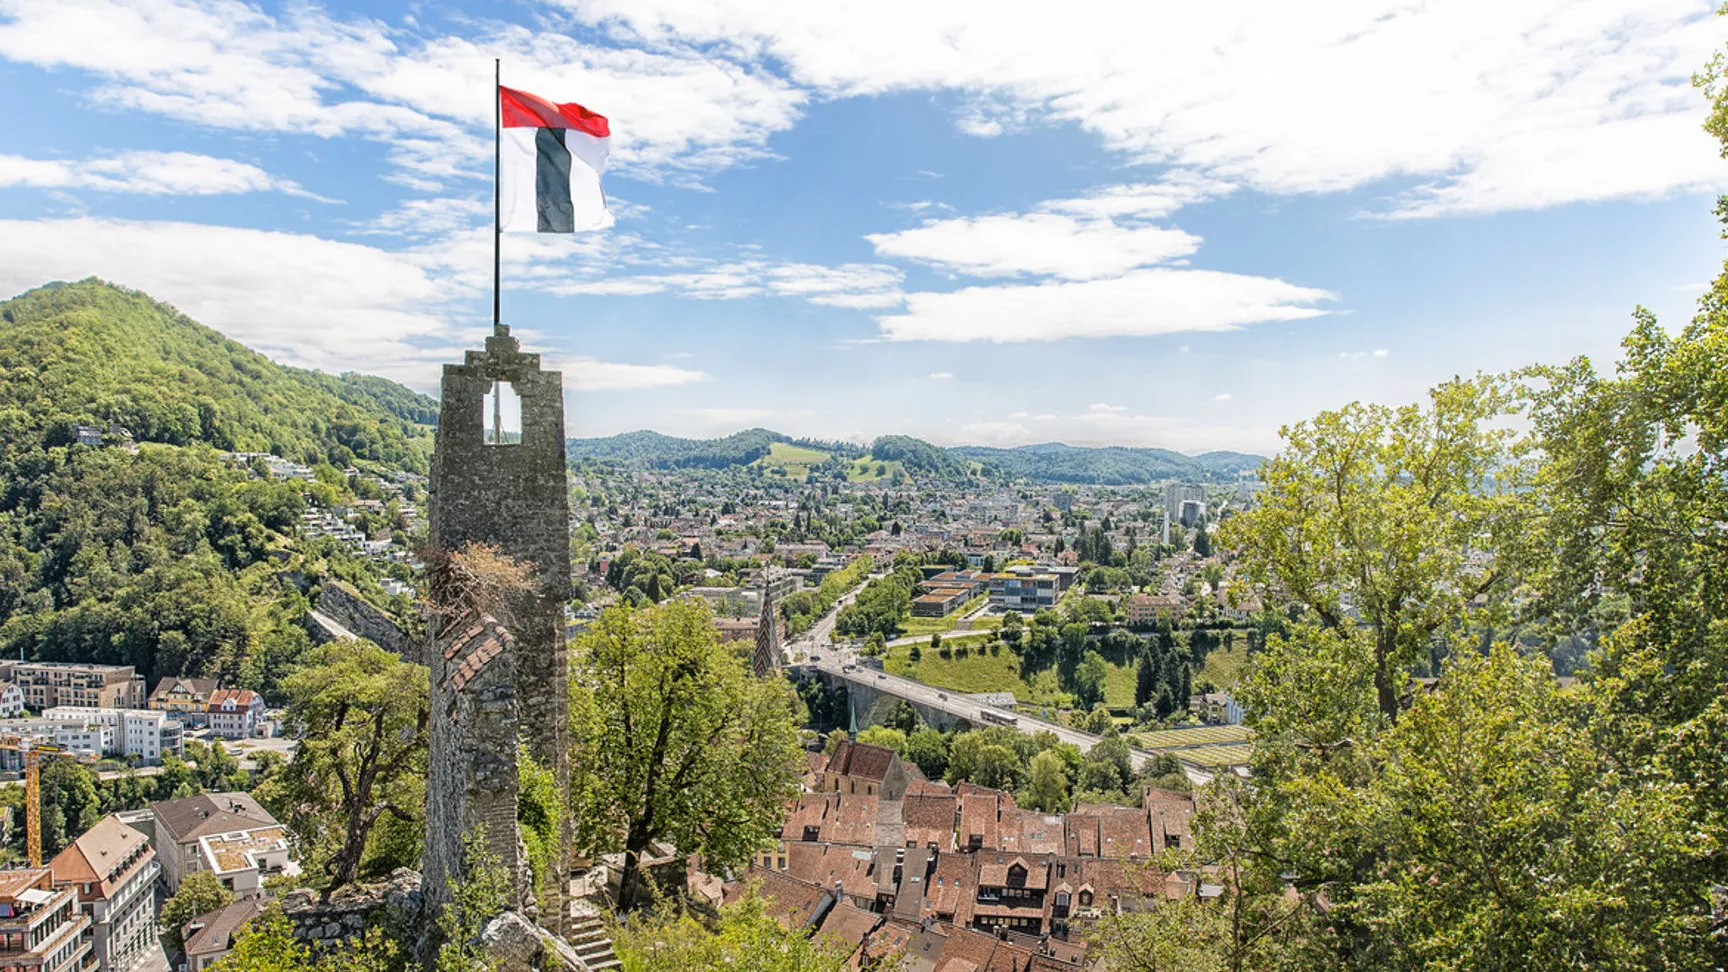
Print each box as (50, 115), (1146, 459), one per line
(49, 816), (160, 972)
(41, 707), (184, 763)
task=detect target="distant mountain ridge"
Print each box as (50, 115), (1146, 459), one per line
(952, 442), (1263, 485)
(568, 428), (1264, 484)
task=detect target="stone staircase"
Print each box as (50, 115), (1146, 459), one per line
(566, 912), (620, 972)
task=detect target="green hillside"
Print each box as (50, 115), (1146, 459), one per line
(951, 442), (1263, 484)
(0, 279), (431, 693)
(0, 279), (436, 470)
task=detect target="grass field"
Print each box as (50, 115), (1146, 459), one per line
(1137, 724), (1254, 749)
(844, 456), (905, 481)
(886, 644), (1029, 696)
(752, 441), (831, 478)
(883, 640), (1140, 708)
(1199, 641), (1250, 690)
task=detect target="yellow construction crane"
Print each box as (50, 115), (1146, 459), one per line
(0, 735), (76, 866)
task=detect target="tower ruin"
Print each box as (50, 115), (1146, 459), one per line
(423, 326), (571, 925)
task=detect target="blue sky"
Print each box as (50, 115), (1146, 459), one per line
(0, 0), (1723, 453)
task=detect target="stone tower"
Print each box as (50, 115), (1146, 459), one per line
(751, 578), (782, 678)
(423, 325), (571, 924)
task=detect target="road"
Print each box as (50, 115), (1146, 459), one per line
(785, 571), (881, 659)
(804, 651), (1210, 786)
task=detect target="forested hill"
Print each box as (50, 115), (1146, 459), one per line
(0, 279), (436, 471)
(0, 279), (431, 694)
(951, 443), (1263, 484)
(567, 428), (865, 469)
(570, 425), (1262, 484)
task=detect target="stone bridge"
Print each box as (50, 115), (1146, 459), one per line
(794, 657), (1210, 785)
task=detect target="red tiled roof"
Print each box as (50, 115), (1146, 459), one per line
(902, 794), (957, 851)
(830, 740), (898, 783)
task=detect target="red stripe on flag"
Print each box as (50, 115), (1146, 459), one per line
(499, 85), (610, 137)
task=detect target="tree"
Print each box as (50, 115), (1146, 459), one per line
(258, 639), (428, 893)
(903, 728), (949, 780)
(209, 905), (396, 972)
(856, 725), (907, 753)
(1220, 377), (1522, 721)
(1025, 749), (1071, 813)
(1192, 523), (1211, 558)
(570, 599), (804, 911)
(1073, 650), (1110, 709)
(161, 871), (234, 952)
(613, 891), (854, 972)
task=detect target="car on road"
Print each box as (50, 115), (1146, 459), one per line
(876, 673), (886, 680)
(810, 654), (821, 662)
(937, 692), (947, 700)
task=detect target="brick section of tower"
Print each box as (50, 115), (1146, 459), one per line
(423, 327), (571, 927)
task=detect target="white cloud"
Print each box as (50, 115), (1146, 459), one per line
(875, 268), (1334, 342)
(868, 213), (1200, 280)
(960, 420), (1030, 443)
(928, 371), (954, 379)
(0, 216), (707, 390)
(0, 0), (806, 188)
(680, 406), (772, 423)
(1339, 349), (1392, 359)
(562, 0), (1728, 215)
(1214, 393), (1233, 401)
(0, 151), (327, 199)
(552, 258), (904, 307)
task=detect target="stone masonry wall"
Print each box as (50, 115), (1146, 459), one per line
(314, 580), (412, 660)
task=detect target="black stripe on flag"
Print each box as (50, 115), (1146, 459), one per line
(535, 128), (575, 233)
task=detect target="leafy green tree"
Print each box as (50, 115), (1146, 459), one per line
(856, 725), (907, 753)
(256, 639), (428, 893)
(1073, 651), (1109, 709)
(903, 728), (949, 780)
(570, 599), (804, 911)
(613, 892), (854, 972)
(161, 871), (234, 952)
(1025, 749), (1071, 813)
(1220, 376), (1522, 720)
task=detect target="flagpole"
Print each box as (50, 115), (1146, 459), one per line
(492, 57), (502, 335)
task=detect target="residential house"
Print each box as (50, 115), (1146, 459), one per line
(0, 681), (24, 718)
(198, 827), (297, 898)
(41, 709), (183, 763)
(970, 855), (1050, 936)
(49, 816), (159, 972)
(206, 690), (266, 740)
(0, 869), (94, 972)
(134, 793), (280, 893)
(146, 678), (219, 727)
(181, 900), (269, 972)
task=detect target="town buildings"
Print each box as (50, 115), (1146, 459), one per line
(48, 816), (158, 972)
(41, 708), (183, 763)
(0, 869), (94, 972)
(123, 793), (284, 893)
(0, 663), (145, 712)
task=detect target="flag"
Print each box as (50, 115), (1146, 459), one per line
(498, 84), (613, 233)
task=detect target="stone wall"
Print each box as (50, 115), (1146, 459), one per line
(314, 580), (412, 660)
(280, 869), (423, 953)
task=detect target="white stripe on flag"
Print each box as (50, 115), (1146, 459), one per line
(500, 127), (540, 233)
(500, 126), (614, 233)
